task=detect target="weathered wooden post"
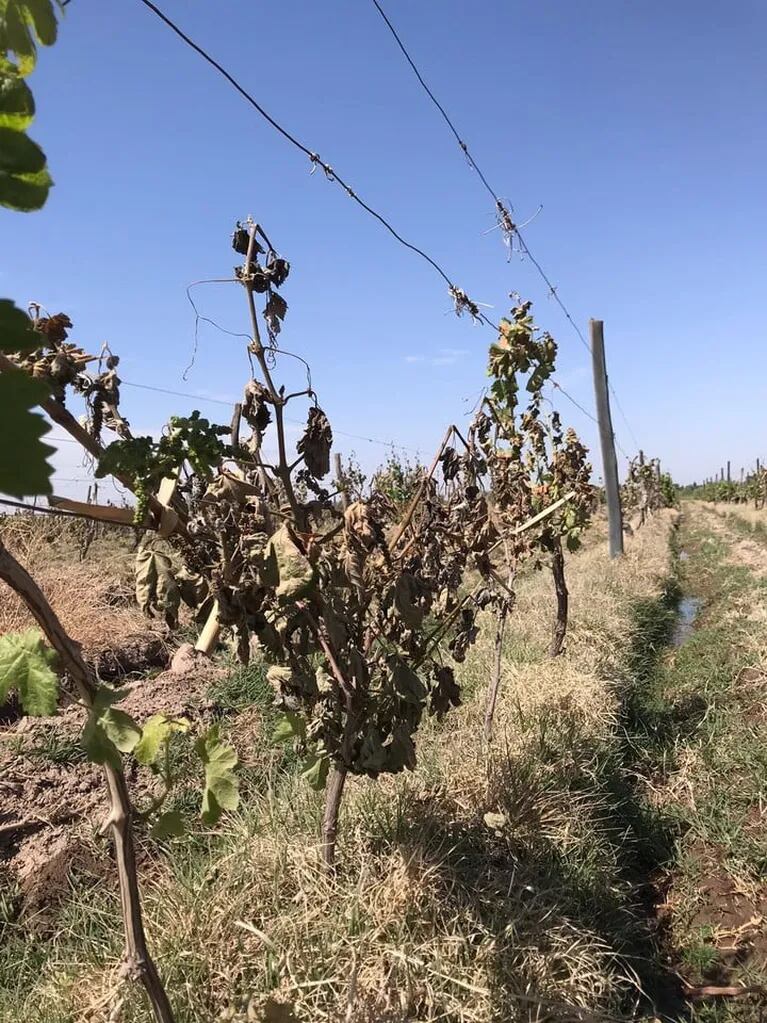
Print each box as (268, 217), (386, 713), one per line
(590, 319), (623, 557)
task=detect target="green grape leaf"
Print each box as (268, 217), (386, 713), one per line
(0, 0), (58, 76)
(0, 74), (34, 130)
(300, 753), (329, 791)
(0, 161), (51, 210)
(272, 711), (305, 744)
(134, 713), (189, 766)
(0, 297), (40, 352)
(100, 707), (141, 752)
(82, 687), (140, 767)
(196, 725), (239, 825)
(149, 810), (185, 841)
(0, 126), (44, 173)
(81, 714), (118, 767)
(0, 628), (57, 715)
(0, 370), (55, 497)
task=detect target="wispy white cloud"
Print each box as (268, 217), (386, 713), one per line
(404, 355), (425, 364)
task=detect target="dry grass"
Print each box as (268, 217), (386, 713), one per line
(0, 511), (679, 1023)
(702, 501), (767, 534)
(691, 502), (767, 579)
(0, 514), (145, 649)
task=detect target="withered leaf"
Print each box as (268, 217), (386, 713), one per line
(135, 548), (180, 627)
(34, 312), (72, 346)
(344, 501), (376, 545)
(266, 524), (316, 602)
(242, 379), (272, 434)
(263, 292), (288, 339)
(322, 604), (347, 651)
(389, 658), (427, 706)
(358, 728), (386, 774)
(429, 665), (461, 721)
(394, 572), (423, 630)
(440, 446), (461, 482)
(297, 406), (332, 479)
(266, 254), (290, 287)
(384, 726), (417, 773)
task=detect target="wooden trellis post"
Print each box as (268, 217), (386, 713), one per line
(590, 319), (623, 558)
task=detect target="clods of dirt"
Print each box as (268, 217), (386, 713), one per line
(0, 750), (103, 913)
(12, 827), (104, 915)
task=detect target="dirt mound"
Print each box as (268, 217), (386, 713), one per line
(119, 654), (222, 721)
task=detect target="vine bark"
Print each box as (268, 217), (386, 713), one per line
(0, 541), (175, 1023)
(549, 538), (568, 658)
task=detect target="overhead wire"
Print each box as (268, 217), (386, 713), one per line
(606, 386), (641, 453)
(133, 1), (612, 441)
(35, 379), (422, 460)
(19, 0), (618, 478)
(136, 0), (474, 309)
(43, 374), (602, 464)
(120, 380), (423, 455)
(549, 382), (598, 428)
(370, 0), (640, 456)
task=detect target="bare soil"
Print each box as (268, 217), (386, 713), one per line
(686, 843), (767, 976)
(0, 652), (220, 912)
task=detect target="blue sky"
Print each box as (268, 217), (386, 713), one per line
(2, 0), (766, 498)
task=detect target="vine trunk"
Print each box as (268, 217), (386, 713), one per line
(0, 541), (176, 1023)
(549, 538), (568, 658)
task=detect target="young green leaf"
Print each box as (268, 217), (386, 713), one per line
(0, 0), (58, 76)
(0, 160), (51, 210)
(0, 369), (55, 496)
(81, 713), (120, 768)
(0, 628), (57, 715)
(81, 687), (141, 767)
(301, 753), (329, 791)
(134, 713), (189, 766)
(196, 725), (239, 825)
(272, 711), (305, 744)
(149, 810), (185, 841)
(99, 707), (141, 753)
(0, 126), (44, 173)
(0, 74), (34, 130)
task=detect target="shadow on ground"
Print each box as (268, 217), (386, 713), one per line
(365, 581), (693, 1021)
